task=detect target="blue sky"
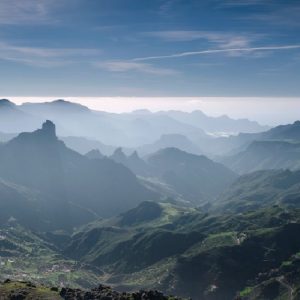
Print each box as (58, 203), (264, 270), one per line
(0, 0), (300, 97)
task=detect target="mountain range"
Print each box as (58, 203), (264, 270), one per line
(154, 109), (270, 135)
(63, 197), (300, 299)
(0, 99), (268, 149)
(106, 147), (237, 204)
(0, 120), (157, 229)
(1, 100), (300, 300)
(0, 119), (238, 228)
(220, 121), (300, 174)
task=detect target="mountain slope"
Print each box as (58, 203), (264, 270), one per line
(0, 121), (158, 226)
(61, 136), (115, 155)
(64, 202), (202, 274)
(222, 140), (300, 174)
(216, 169), (300, 213)
(198, 120), (300, 157)
(0, 132), (17, 143)
(0, 179), (78, 231)
(138, 134), (202, 156)
(0, 99), (41, 133)
(157, 110), (269, 135)
(110, 148), (150, 176)
(64, 200), (300, 300)
(94, 146), (236, 205)
(0, 222), (101, 288)
(261, 120), (300, 140)
(147, 148), (237, 204)
(85, 149), (104, 160)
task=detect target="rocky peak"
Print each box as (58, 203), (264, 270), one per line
(129, 150), (140, 160)
(10, 120), (58, 145)
(41, 120), (56, 138)
(86, 149), (104, 160)
(111, 147), (127, 163)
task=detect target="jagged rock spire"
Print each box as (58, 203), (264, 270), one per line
(41, 120), (56, 138)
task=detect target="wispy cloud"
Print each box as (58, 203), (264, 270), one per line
(95, 61), (179, 76)
(132, 45), (300, 62)
(0, 43), (100, 57)
(0, 0), (65, 25)
(94, 44), (300, 75)
(1, 57), (73, 68)
(144, 30), (264, 53)
(145, 31), (254, 47)
(0, 42), (102, 67)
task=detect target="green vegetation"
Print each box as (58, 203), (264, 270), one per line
(0, 280), (180, 300)
(281, 260), (293, 267)
(0, 281), (61, 299)
(1, 119), (300, 299)
(215, 169), (300, 213)
(3, 194), (300, 299)
(61, 199), (300, 299)
(0, 224), (100, 289)
(240, 287), (253, 297)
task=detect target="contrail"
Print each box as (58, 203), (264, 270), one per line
(132, 45), (300, 62)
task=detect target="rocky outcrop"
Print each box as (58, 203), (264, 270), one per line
(60, 284), (178, 300)
(0, 280), (181, 300)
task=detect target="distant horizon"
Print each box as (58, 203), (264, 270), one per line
(2, 96), (299, 126)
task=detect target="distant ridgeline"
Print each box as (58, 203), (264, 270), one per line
(0, 100), (300, 299)
(0, 98), (268, 152)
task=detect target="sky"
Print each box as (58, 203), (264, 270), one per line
(0, 0), (299, 123)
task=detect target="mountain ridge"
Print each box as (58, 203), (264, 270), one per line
(0, 120), (158, 228)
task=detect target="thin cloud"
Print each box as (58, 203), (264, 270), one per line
(144, 31), (265, 53)
(132, 45), (300, 62)
(0, 0), (60, 25)
(1, 56), (73, 68)
(0, 43), (101, 57)
(0, 42), (102, 67)
(95, 61), (179, 76)
(145, 31), (255, 47)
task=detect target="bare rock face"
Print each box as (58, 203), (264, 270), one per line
(41, 120), (56, 138)
(12, 120), (58, 143)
